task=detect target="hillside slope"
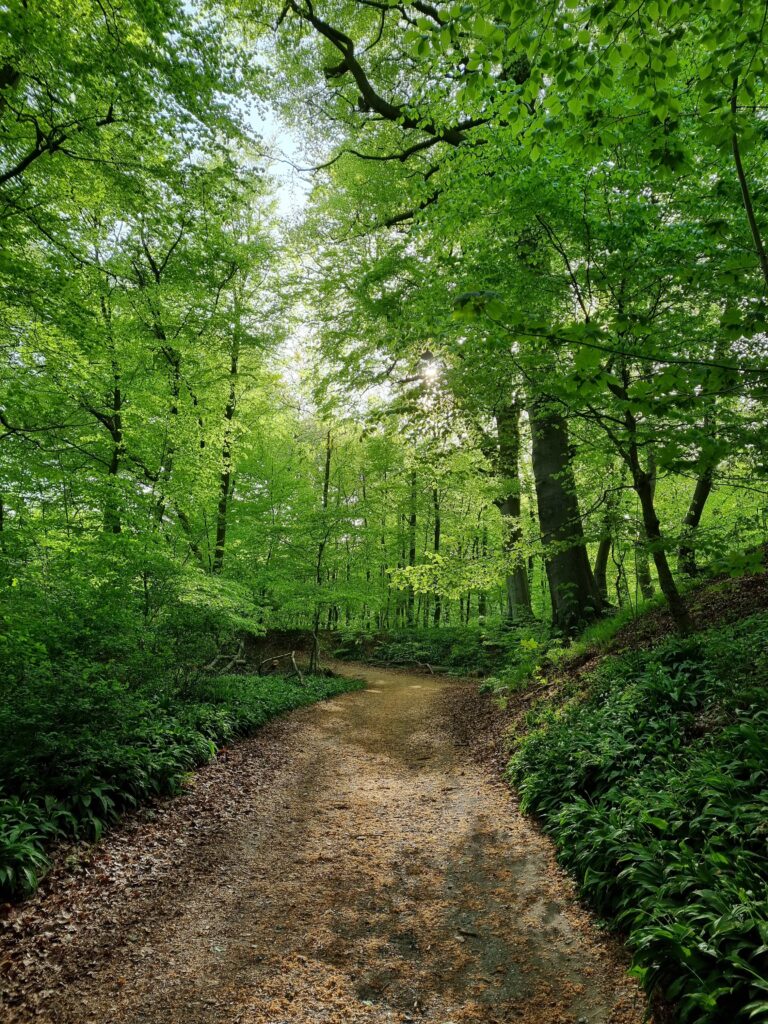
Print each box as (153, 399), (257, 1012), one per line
(494, 571), (768, 1024)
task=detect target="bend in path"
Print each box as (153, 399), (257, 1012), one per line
(1, 664), (647, 1024)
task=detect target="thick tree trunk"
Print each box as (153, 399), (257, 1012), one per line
(678, 462), (715, 577)
(594, 536), (611, 604)
(494, 404), (532, 622)
(212, 337), (239, 573)
(528, 401), (602, 632)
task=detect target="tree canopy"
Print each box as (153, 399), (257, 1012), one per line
(2, 0), (767, 657)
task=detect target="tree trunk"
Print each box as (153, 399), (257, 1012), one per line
(103, 364), (123, 535)
(633, 453), (656, 600)
(632, 466), (692, 633)
(528, 401), (602, 632)
(406, 469), (417, 626)
(602, 373), (691, 632)
(635, 541), (654, 600)
(593, 470), (625, 604)
(310, 430), (332, 673)
(478, 527), (488, 618)
(615, 392), (691, 632)
(97, 296), (123, 535)
(212, 334), (239, 573)
(731, 84), (768, 291)
(678, 461), (715, 577)
(613, 542), (631, 608)
(494, 403), (532, 622)
(432, 486), (442, 626)
(594, 536), (611, 604)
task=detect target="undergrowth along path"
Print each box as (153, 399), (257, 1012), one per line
(1, 665), (646, 1024)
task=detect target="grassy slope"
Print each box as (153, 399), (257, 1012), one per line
(505, 572), (768, 1024)
(0, 672), (364, 899)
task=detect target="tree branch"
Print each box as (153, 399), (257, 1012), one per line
(0, 105), (117, 186)
(283, 0), (483, 145)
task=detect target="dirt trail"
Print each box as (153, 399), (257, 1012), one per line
(1, 665), (646, 1024)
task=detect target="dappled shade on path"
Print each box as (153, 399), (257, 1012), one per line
(1, 665), (645, 1024)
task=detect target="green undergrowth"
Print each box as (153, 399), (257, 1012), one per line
(333, 621), (553, 675)
(0, 671), (363, 899)
(508, 611), (768, 1024)
(480, 598), (675, 697)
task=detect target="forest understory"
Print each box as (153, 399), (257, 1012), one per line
(3, 567), (768, 1024)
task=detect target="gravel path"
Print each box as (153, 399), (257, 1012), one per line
(0, 664), (647, 1024)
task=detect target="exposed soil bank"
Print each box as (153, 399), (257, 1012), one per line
(0, 664), (646, 1024)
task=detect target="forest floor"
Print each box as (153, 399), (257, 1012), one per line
(0, 664), (647, 1024)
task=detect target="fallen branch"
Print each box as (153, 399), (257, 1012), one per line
(368, 657), (436, 673)
(257, 652), (294, 675)
(258, 650), (305, 684)
(203, 639), (246, 674)
(290, 650), (304, 684)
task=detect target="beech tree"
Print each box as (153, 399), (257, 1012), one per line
(249, 0), (768, 633)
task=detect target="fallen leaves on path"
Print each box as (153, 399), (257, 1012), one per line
(1, 666), (648, 1024)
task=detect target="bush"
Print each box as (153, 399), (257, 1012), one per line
(508, 613), (768, 1023)
(0, 533), (266, 694)
(0, 531), (368, 899)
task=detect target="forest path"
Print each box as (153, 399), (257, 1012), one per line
(3, 665), (646, 1024)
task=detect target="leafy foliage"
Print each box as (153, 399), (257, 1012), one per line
(509, 614), (768, 1022)
(338, 621), (552, 676)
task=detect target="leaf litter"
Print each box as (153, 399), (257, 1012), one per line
(0, 664), (648, 1024)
